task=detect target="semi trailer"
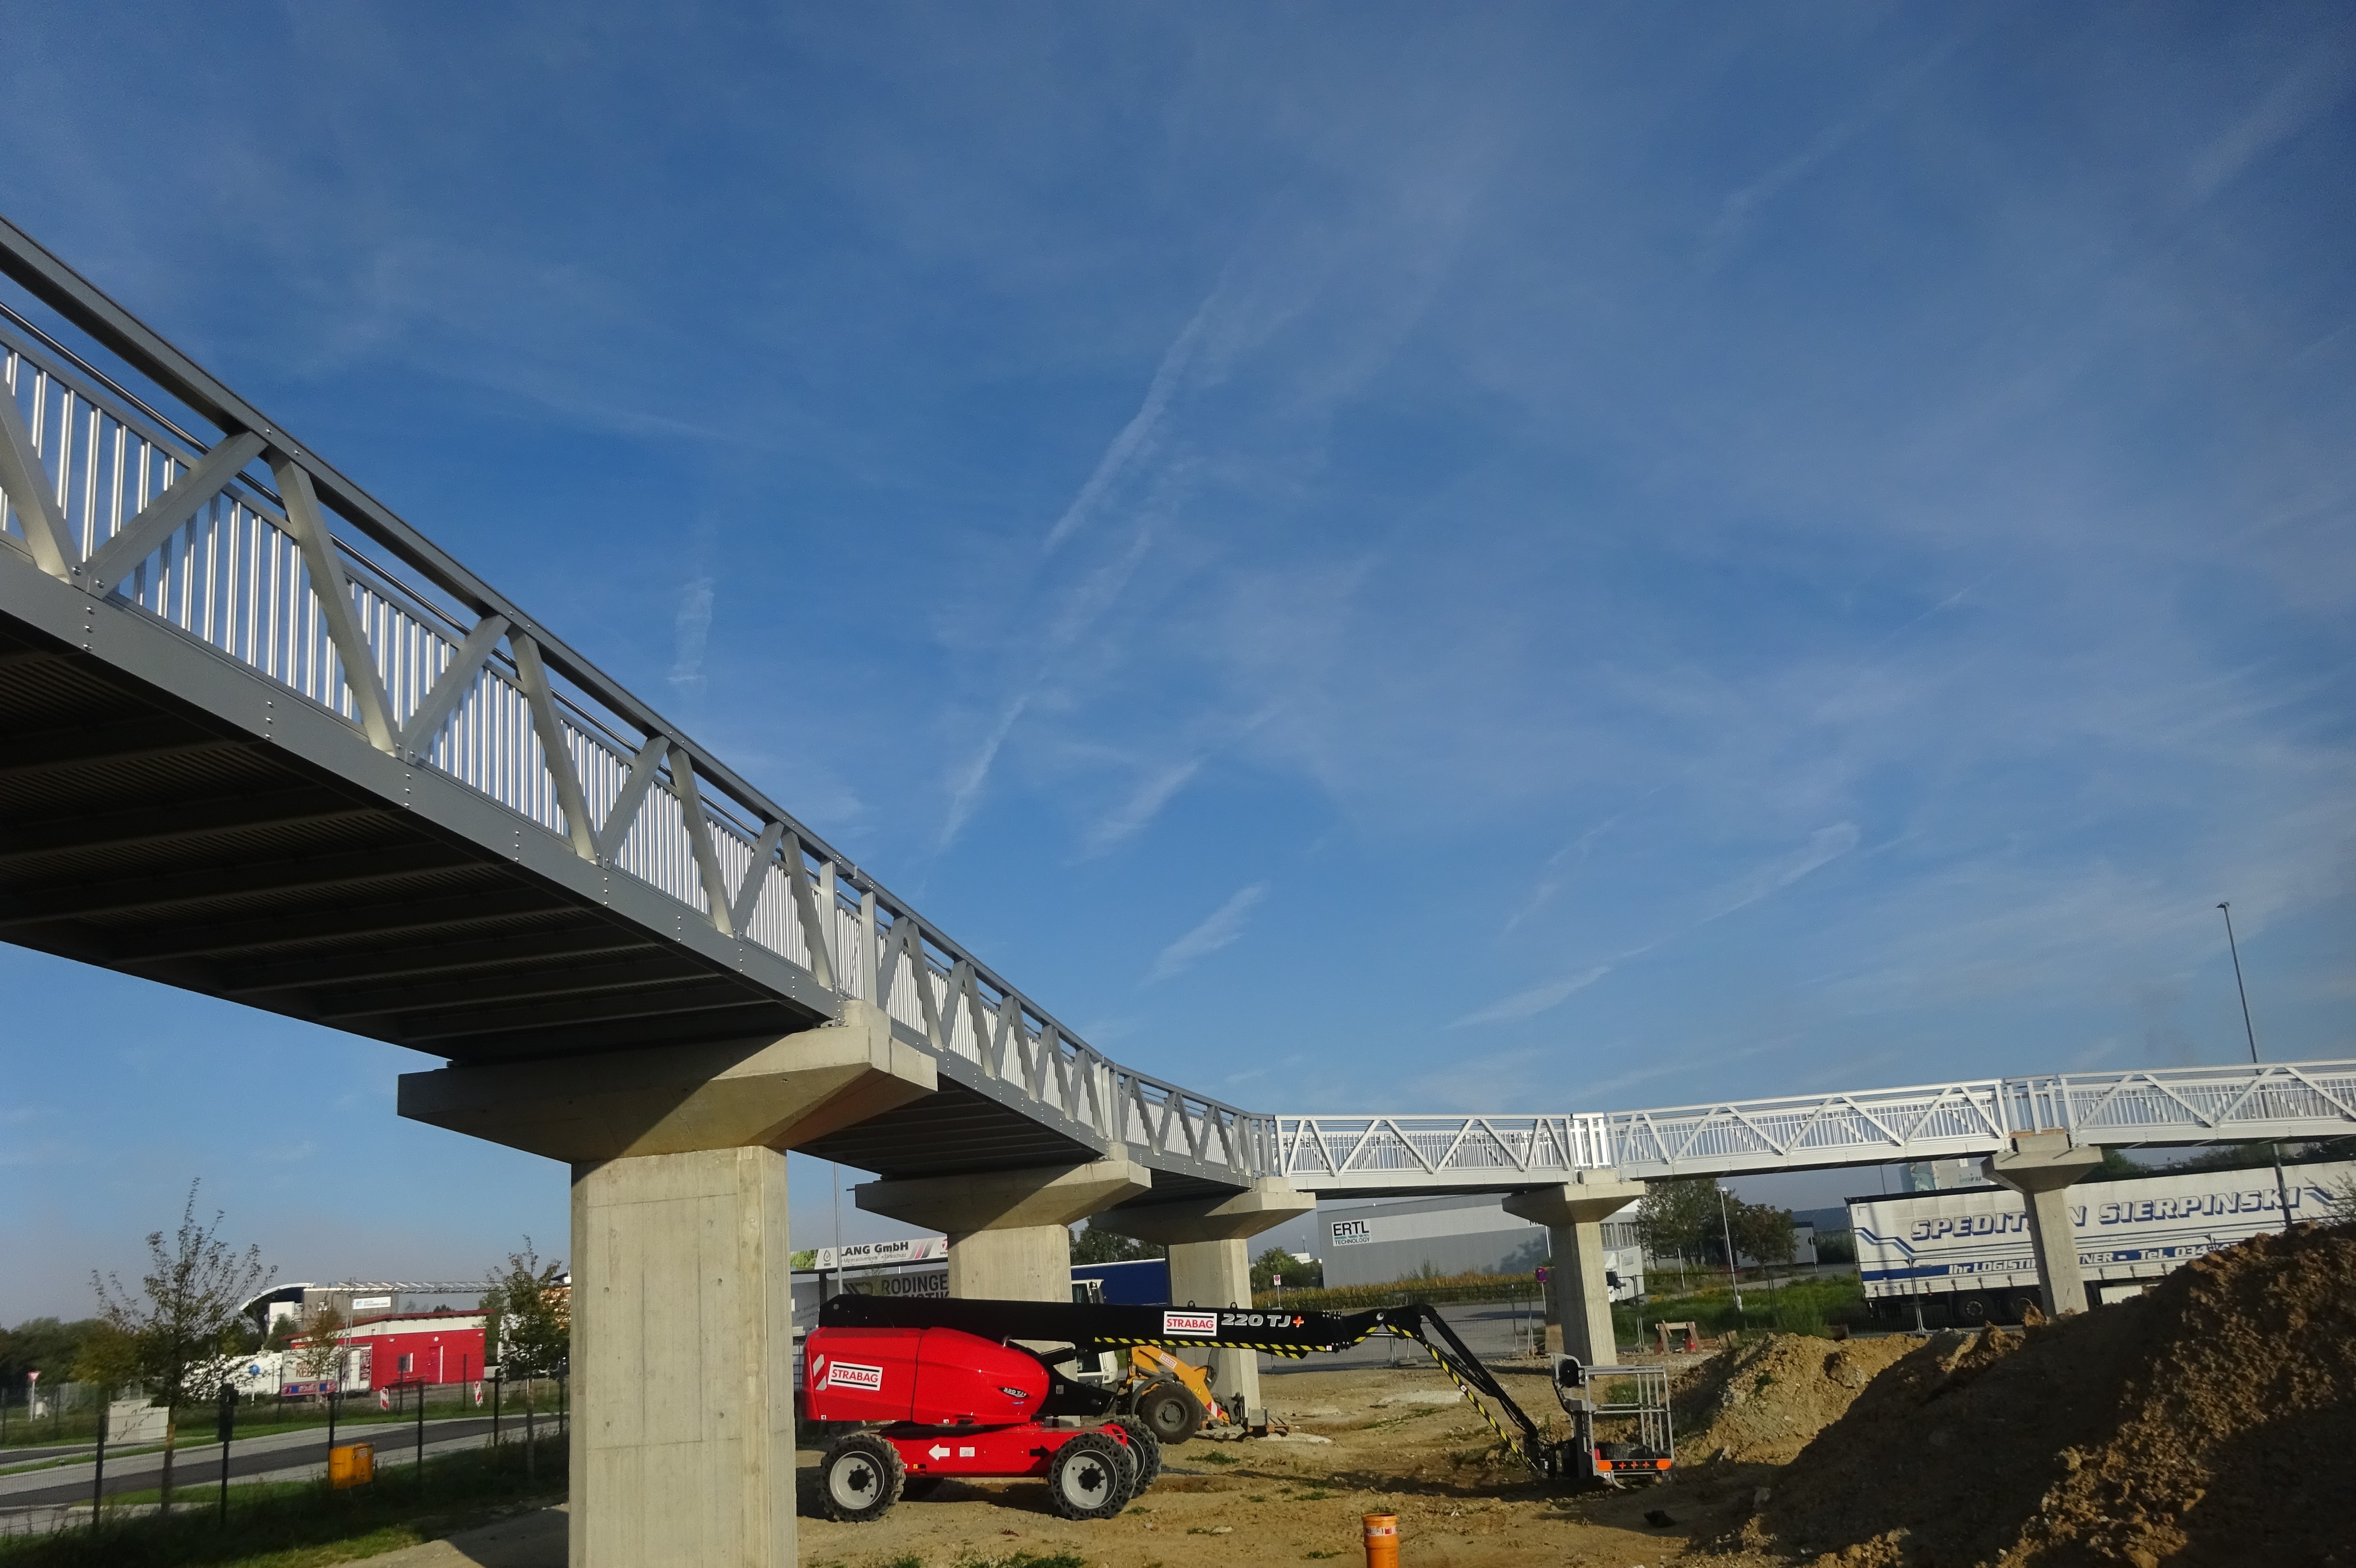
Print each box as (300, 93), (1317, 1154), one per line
(804, 1293), (1675, 1522)
(1850, 1157), (2352, 1323)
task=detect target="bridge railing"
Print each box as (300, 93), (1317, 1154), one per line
(0, 222), (1267, 1182)
(1276, 1060), (2356, 1190)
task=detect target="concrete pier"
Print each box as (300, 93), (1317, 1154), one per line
(400, 1000), (932, 1568)
(856, 1153), (1151, 1301)
(1503, 1172), (1646, 1367)
(1983, 1131), (2105, 1318)
(1098, 1180), (1315, 1421)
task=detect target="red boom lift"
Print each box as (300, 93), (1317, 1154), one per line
(803, 1293), (1673, 1522)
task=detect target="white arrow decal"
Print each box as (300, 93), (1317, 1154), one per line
(928, 1444), (951, 1460)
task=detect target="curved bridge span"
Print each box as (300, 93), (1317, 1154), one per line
(4, 214), (2348, 1566)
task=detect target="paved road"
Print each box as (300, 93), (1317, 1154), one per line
(0, 1415), (533, 1510)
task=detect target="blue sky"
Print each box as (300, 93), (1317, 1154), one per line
(4, 3), (2352, 1319)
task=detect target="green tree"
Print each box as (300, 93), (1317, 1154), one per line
(1250, 1248), (1320, 1293)
(89, 1181), (273, 1513)
(1733, 1202), (1797, 1274)
(484, 1242), (568, 1377)
(1069, 1220), (1163, 1265)
(0, 1317), (105, 1391)
(484, 1242), (568, 1482)
(2085, 1147), (2150, 1183)
(1635, 1177), (1718, 1268)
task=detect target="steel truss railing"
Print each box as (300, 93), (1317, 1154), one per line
(1279, 1060), (2356, 1190)
(0, 214), (1271, 1181)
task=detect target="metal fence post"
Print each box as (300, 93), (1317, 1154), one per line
(216, 1383), (236, 1524)
(89, 1396), (107, 1530)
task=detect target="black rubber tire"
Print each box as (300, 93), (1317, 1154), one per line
(1134, 1380), (1202, 1444)
(1046, 1431), (1132, 1521)
(817, 1432), (904, 1522)
(901, 1475), (943, 1500)
(1958, 1297), (1988, 1323)
(1113, 1416), (1163, 1492)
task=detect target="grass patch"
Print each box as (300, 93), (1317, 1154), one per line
(953, 1554), (1086, 1568)
(1193, 1449), (1237, 1466)
(0, 1437), (565, 1568)
(1613, 1273), (1868, 1344)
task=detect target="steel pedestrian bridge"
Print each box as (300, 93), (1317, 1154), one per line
(2, 212), (2351, 1209)
(1273, 1060), (2356, 1196)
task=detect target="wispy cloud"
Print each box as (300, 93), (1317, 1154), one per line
(940, 693), (1030, 848)
(1044, 285), (1223, 552)
(2186, 47), (2356, 202)
(1704, 824), (1862, 921)
(1146, 883), (1268, 984)
(1449, 965), (1612, 1028)
(1502, 806), (1645, 935)
(1084, 755), (1206, 855)
(1707, 31), (1971, 257)
(669, 576), (715, 692)
(938, 524), (1160, 848)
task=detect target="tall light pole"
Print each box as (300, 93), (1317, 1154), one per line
(1716, 1184), (1744, 1323)
(2219, 902), (2295, 1226)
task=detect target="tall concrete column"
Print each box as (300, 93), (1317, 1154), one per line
(1504, 1171), (1646, 1367)
(400, 1001), (933, 1568)
(1098, 1180), (1314, 1423)
(856, 1153), (1152, 1302)
(1984, 1132), (2104, 1318)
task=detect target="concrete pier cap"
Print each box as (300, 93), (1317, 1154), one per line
(396, 997), (934, 1161)
(1983, 1130), (2106, 1319)
(396, 998), (936, 1568)
(1095, 1178), (1316, 1245)
(1097, 1180), (1316, 1424)
(855, 1151), (1152, 1301)
(1503, 1170), (1646, 1368)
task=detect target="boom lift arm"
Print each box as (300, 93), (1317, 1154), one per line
(817, 1294), (1671, 1484)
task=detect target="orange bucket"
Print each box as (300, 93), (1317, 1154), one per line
(1363, 1512), (1399, 1568)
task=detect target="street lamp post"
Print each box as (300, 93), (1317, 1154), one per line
(1716, 1184), (1745, 1324)
(2218, 902), (2295, 1226)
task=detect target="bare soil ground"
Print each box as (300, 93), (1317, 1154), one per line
(1714, 1221), (2356, 1568)
(796, 1360), (1720, 1568)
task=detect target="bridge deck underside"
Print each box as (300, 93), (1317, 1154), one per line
(0, 612), (1118, 1182)
(0, 618), (811, 1057)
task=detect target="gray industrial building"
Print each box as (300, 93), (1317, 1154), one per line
(1317, 1193), (1646, 1292)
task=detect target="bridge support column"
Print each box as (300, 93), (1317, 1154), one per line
(1504, 1172), (1645, 1367)
(1983, 1132), (2104, 1318)
(398, 1001), (933, 1568)
(856, 1154), (1152, 1302)
(1098, 1180), (1315, 1425)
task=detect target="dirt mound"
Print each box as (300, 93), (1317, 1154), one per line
(1673, 1333), (1918, 1464)
(1749, 1222), (2356, 1568)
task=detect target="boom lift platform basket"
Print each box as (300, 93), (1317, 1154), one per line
(805, 1294), (1675, 1522)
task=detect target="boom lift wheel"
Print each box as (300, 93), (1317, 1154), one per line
(1046, 1430), (1133, 1520)
(818, 1431), (905, 1522)
(1113, 1415), (1163, 1491)
(1134, 1379), (1202, 1444)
